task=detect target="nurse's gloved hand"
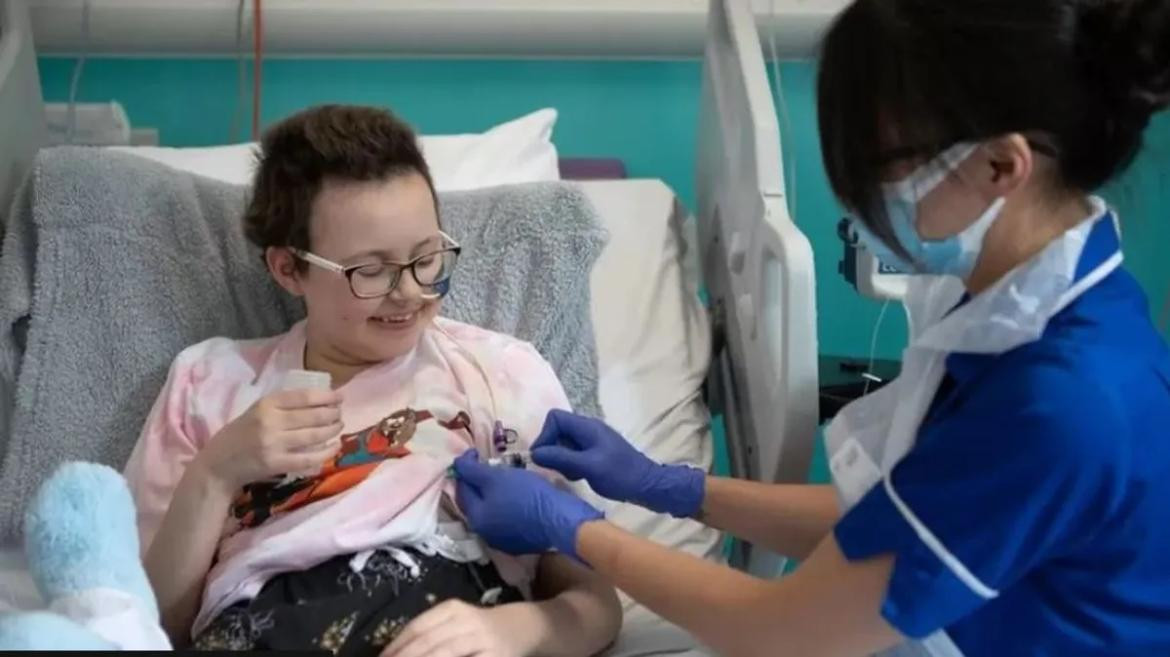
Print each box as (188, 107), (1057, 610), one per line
(531, 410), (706, 518)
(453, 451), (603, 561)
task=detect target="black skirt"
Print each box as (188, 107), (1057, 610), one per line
(193, 547), (524, 656)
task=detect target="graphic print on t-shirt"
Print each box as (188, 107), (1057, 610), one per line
(231, 407), (473, 528)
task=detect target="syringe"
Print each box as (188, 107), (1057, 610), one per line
(446, 450), (533, 479)
(485, 450), (532, 469)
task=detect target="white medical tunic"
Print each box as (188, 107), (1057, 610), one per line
(830, 206), (1170, 656)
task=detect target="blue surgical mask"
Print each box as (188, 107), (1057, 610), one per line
(851, 142), (1006, 279)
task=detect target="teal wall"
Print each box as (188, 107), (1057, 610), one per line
(38, 56), (1170, 359)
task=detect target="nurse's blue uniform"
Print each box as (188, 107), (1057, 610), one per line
(825, 199), (1170, 657)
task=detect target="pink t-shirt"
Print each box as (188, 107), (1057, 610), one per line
(123, 317), (570, 635)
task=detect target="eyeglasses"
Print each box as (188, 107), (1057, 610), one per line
(291, 231), (461, 300)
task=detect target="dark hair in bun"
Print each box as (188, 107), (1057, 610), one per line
(1079, 0), (1170, 169)
(817, 0), (1170, 245)
(1082, 0), (1170, 114)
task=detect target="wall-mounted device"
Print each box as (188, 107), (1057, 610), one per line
(837, 218), (909, 301)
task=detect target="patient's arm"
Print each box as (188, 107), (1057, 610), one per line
(699, 479), (840, 561)
(143, 460), (235, 645)
(125, 358), (236, 646)
(383, 554), (622, 657)
(522, 553), (623, 656)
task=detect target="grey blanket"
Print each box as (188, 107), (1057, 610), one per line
(0, 147), (605, 540)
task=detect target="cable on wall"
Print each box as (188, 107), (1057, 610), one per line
(66, 0), (92, 145)
(767, 0), (797, 219)
(232, 0), (248, 143)
(252, 0), (264, 141)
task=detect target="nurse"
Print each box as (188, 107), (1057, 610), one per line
(427, 1), (1170, 656)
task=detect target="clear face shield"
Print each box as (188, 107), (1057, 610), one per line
(850, 142), (1006, 279)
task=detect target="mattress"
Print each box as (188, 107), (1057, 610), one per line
(576, 180), (720, 657)
(576, 180), (718, 551)
(0, 174), (718, 655)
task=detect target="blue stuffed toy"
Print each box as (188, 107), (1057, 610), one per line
(0, 462), (171, 650)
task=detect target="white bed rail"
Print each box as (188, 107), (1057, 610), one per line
(697, 0), (819, 577)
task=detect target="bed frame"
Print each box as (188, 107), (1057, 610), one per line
(0, 0), (46, 230)
(697, 0), (819, 576)
(0, 0), (820, 578)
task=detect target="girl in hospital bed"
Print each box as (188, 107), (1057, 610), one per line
(121, 105), (622, 656)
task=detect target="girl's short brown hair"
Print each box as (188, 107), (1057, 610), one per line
(243, 104), (436, 256)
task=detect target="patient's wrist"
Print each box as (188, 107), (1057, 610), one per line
(183, 457), (236, 505)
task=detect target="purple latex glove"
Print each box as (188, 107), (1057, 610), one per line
(531, 410), (706, 518)
(453, 450), (603, 561)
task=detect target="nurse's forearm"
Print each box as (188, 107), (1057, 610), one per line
(143, 461), (235, 645)
(576, 521), (900, 657)
(700, 479), (839, 560)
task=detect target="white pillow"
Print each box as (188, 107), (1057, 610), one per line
(107, 142), (260, 188)
(420, 108), (560, 191)
(107, 108), (560, 191)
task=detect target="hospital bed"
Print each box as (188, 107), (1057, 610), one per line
(0, 0), (826, 653)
